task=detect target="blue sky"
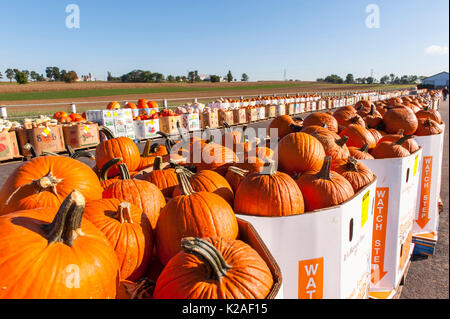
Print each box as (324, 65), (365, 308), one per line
(0, 0), (448, 81)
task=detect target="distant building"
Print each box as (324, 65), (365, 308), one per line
(421, 71), (449, 88)
(77, 73), (94, 82)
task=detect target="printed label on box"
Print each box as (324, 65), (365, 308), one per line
(298, 257), (323, 299)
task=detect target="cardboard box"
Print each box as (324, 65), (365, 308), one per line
(412, 127), (445, 249)
(200, 111), (219, 129)
(62, 122), (100, 149)
(131, 108), (159, 118)
(275, 104), (286, 117)
(233, 108), (247, 125)
(285, 104), (295, 115)
(236, 179), (377, 299)
(134, 119), (160, 140)
(265, 105), (276, 118)
(8, 131), (21, 158)
(0, 130), (14, 161)
(360, 149), (422, 296)
(218, 110), (234, 126)
(159, 116), (181, 135)
(236, 218), (283, 299)
(16, 125), (66, 156)
(256, 106), (266, 120)
(181, 113), (201, 132)
(246, 108), (258, 122)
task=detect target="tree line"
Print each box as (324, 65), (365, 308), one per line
(1, 67), (78, 84)
(108, 70), (249, 83)
(317, 73), (426, 85)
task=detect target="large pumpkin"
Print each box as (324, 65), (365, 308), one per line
(371, 135), (413, 159)
(414, 118), (443, 136)
(348, 144), (375, 160)
(153, 237), (273, 299)
(0, 156), (103, 216)
(295, 156), (355, 211)
(383, 107), (418, 135)
(96, 127), (141, 178)
(268, 115), (295, 139)
(277, 132), (326, 175)
(339, 124), (377, 149)
(415, 106), (442, 124)
(224, 166), (250, 193)
(84, 199), (153, 281)
(234, 161), (305, 216)
(102, 163), (166, 230)
(302, 112), (338, 133)
(0, 190), (119, 299)
(332, 157), (374, 192)
(155, 168), (239, 265)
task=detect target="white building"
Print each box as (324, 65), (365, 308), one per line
(421, 71), (449, 88)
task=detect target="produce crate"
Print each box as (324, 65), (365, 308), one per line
(232, 108), (247, 125)
(15, 125), (66, 156)
(159, 116), (181, 135)
(133, 119), (160, 140)
(62, 122), (100, 150)
(360, 149), (422, 297)
(265, 105), (276, 118)
(200, 110), (219, 129)
(218, 110), (234, 127)
(412, 125), (445, 256)
(236, 178), (377, 299)
(246, 108), (258, 122)
(0, 130), (14, 162)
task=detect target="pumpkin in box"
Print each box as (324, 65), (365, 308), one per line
(107, 101), (121, 110)
(153, 237), (273, 299)
(155, 168), (239, 265)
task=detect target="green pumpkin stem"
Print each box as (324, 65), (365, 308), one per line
(396, 135), (414, 145)
(65, 145), (75, 156)
(181, 237), (231, 281)
(317, 156), (332, 181)
(71, 150), (95, 161)
(153, 156), (163, 171)
(289, 123), (303, 132)
(100, 126), (115, 140)
(99, 158), (122, 181)
(336, 136), (349, 147)
(360, 143), (370, 153)
(42, 190), (86, 247)
(142, 140), (152, 157)
(118, 163), (131, 180)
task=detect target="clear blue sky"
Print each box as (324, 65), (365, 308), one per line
(0, 0), (448, 81)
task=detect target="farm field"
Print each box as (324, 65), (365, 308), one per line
(0, 81), (414, 120)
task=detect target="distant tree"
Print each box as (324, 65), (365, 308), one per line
(5, 69), (14, 82)
(187, 71), (196, 83)
(210, 75), (221, 83)
(30, 71), (39, 81)
(107, 71), (113, 81)
(345, 73), (354, 84)
(166, 75), (175, 82)
(324, 74), (343, 84)
(389, 73), (396, 84)
(45, 67), (61, 81)
(175, 75), (182, 82)
(63, 71), (78, 83)
(0, 71), (2, 79)
(226, 70), (233, 82)
(241, 73), (249, 82)
(407, 75), (418, 84)
(316, 78), (324, 82)
(14, 70), (28, 84)
(60, 70), (67, 81)
(366, 76), (375, 84)
(355, 78), (364, 84)
(379, 75), (389, 84)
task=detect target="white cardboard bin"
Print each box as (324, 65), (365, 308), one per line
(236, 179), (377, 299)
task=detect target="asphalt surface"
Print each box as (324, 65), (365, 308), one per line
(0, 101), (448, 299)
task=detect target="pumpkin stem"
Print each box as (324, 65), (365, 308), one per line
(227, 166), (250, 177)
(317, 156), (333, 181)
(396, 129), (405, 136)
(289, 123), (303, 132)
(345, 157), (359, 172)
(336, 136), (349, 147)
(181, 237), (231, 281)
(223, 121), (231, 132)
(100, 126), (115, 140)
(99, 158), (122, 181)
(175, 167), (195, 196)
(153, 156), (163, 171)
(65, 145), (75, 156)
(396, 135), (414, 145)
(176, 121), (189, 143)
(142, 140), (152, 157)
(118, 163), (131, 180)
(360, 143), (370, 153)
(23, 143), (39, 158)
(115, 202), (133, 224)
(369, 104), (376, 116)
(41, 151), (60, 156)
(260, 159), (277, 175)
(71, 150), (95, 161)
(41, 190), (86, 247)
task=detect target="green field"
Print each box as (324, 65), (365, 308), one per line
(0, 83), (414, 101)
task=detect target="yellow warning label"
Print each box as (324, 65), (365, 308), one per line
(361, 190), (370, 228)
(413, 154), (419, 176)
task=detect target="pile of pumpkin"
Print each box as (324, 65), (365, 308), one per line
(107, 99), (159, 110)
(52, 111), (87, 124)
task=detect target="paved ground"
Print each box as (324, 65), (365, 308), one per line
(0, 100), (447, 299)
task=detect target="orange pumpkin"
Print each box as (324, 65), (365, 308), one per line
(137, 156), (179, 197)
(332, 157), (374, 192)
(107, 101), (121, 109)
(0, 190), (119, 299)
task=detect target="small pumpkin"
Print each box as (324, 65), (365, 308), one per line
(153, 237), (273, 299)
(137, 156), (179, 197)
(414, 118), (443, 136)
(415, 105), (442, 124)
(234, 160), (305, 217)
(332, 157), (374, 192)
(224, 166), (250, 193)
(371, 135), (413, 159)
(295, 156), (355, 211)
(348, 144), (375, 160)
